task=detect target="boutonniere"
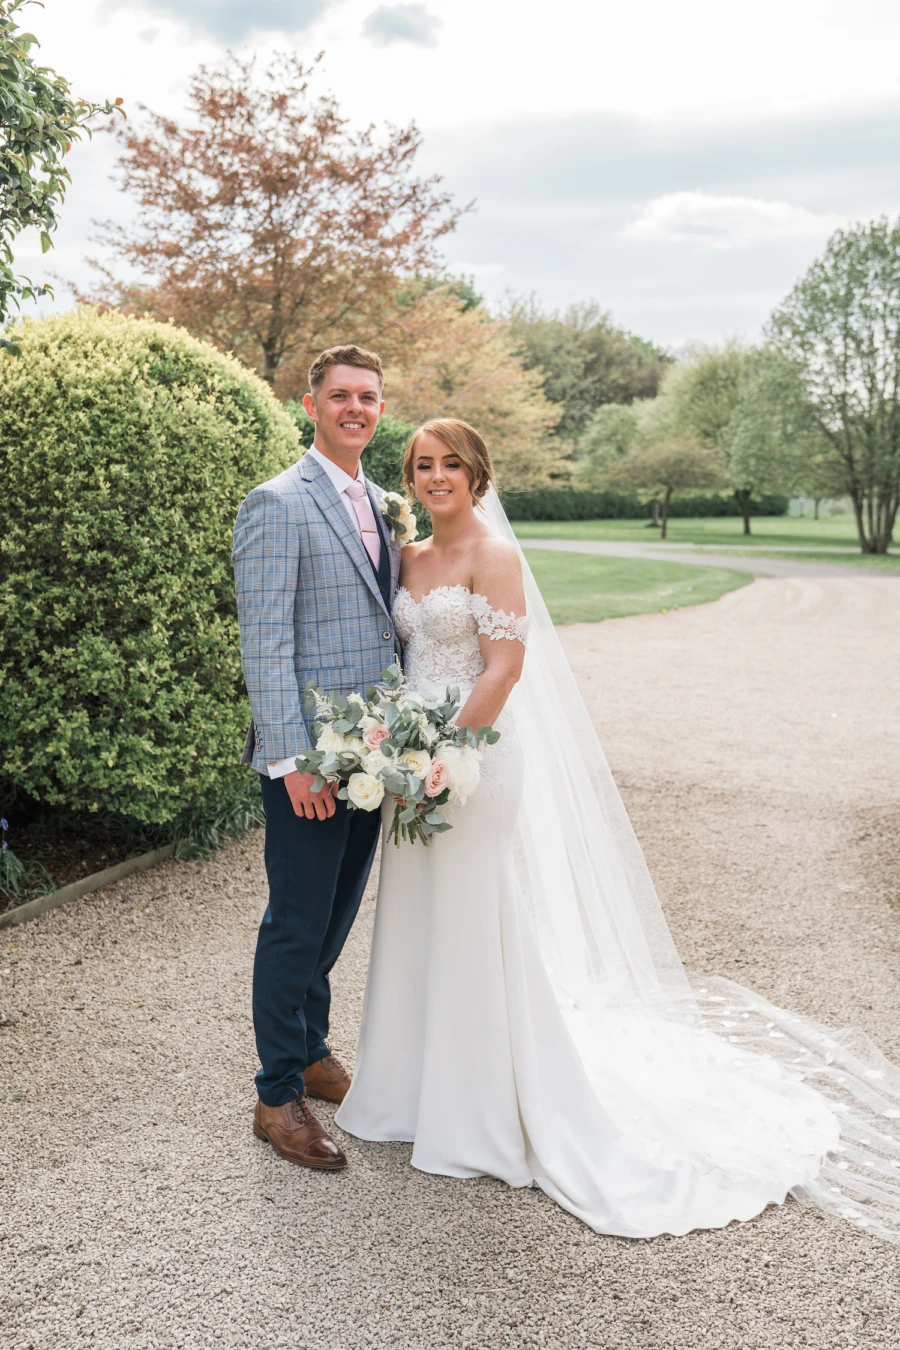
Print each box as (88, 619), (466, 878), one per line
(380, 492), (419, 545)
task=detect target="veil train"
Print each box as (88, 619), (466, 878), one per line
(479, 485), (900, 1242)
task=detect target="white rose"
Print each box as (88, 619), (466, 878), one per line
(399, 749), (432, 779)
(346, 772), (385, 811)
(361, 747), (393, 776)
(347, 692), (366, 709)
(436, 743), (481, 804)
(359, 714), (379, 734)
(316, 724), (347, 754)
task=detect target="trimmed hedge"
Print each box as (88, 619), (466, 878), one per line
(0, 309), (299, 825)
(501, 488), (789, 521)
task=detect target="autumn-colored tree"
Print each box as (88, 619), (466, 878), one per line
(379, 287), (563, 489)
(79, 54), (464, 395)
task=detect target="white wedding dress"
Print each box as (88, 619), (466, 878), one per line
(336, 493), (900, 1241)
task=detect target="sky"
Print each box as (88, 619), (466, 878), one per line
(13, 0), (900, 348)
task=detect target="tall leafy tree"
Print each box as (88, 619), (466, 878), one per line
(596, 396), (725, 537)
(81, 54), (464, 397)
(661, 343), (776, 535)
(0, 0), (121, 348)
(769, 218), (900, 553)
(506, 298), (671, 443)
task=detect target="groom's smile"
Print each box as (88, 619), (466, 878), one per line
(302, 363), (386, 467)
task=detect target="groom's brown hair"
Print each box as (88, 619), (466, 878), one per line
(308, 344), (384, 394)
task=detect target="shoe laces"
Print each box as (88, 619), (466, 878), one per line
(290, 1094), (314, 1127)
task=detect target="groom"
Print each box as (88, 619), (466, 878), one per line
(233, 344), (401, 1170)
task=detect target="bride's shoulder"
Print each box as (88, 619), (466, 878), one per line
(470, 532), (522, 583)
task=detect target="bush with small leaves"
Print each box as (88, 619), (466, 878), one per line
(0, 308), (299, 824)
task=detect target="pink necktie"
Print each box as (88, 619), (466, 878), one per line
(344, 479), (382, 570)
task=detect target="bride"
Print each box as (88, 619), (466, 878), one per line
(335, 417), (900, 1241)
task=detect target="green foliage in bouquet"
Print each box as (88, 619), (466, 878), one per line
(297, 664), (500, 846)
(0, 308), (299, 824)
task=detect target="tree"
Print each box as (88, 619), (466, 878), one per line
(584, 396), (725, 536)
(79, 54), (463, 397)
(768, 218), (900, 553)
(381, 287), (562, 489)
(506, 297), (671, 443)
(716, 347), (822, 520)
(577, 402), (639, 478)
(661, 343), (766, 534)
(0, 0), (121, 347)
(602, 427), (724, 538)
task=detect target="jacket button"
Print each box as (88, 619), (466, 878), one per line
(382, 630), (391, 641)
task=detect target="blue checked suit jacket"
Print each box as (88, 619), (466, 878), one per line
(232, 453), (403, 772)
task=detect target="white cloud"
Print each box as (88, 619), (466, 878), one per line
(362, 4), (441, 47)
(623, 192), (842, 250)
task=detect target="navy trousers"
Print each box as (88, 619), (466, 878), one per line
(253, 773), (381, 1106)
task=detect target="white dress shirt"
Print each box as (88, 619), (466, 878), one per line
(265, 445), (370, 779)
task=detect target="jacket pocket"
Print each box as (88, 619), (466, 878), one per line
(307, 666), (361, 693)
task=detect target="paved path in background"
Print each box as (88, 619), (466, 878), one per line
(519, 536), (897, 578)
(2, 576), (900, 1349)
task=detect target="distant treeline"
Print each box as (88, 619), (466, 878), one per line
(500, 488), (789, 522)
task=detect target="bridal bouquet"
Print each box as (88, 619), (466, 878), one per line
(296, 665), (500, 846)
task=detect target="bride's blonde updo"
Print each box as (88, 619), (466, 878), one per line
(402, 418), (495, 504)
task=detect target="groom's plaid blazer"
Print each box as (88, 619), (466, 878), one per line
(232, 453), (402, 774)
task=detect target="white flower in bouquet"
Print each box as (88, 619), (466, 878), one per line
(399, 748), (432, 779)
(417, 714), (439, 745)
(316, 724), (348, 754)
(347, 692), (366, 709)
(379, 491), (419, 545)
(362, 747), (393, 776)
(346, 772), (385, 811)
(436, 743), (481, 804)
(345, 736), (365, 758)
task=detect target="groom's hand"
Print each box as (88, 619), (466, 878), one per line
(284, 770), (337, 820)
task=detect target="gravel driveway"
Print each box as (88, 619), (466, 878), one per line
(2, 575), (899, 1349)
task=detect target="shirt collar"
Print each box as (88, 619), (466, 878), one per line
(306, 443), (366, 496)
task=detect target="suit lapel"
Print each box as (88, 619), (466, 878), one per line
(367, 481), (402, 600)
(301, 457), (390, 618)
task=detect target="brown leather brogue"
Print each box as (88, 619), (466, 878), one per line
(303, 1053), (352, 1104)
(253, 1094), (347, 1170)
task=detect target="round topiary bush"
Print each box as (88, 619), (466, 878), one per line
(0, 308), (299, 825)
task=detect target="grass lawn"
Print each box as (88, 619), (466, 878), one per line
(523, 549), (751, 624)
(513, 515), (867, 549)
(731, 549), (900, 572)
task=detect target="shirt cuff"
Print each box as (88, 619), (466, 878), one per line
(266, 756), (300, 779)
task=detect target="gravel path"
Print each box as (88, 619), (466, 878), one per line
(2, 576), (899, 1349)
(519, 536), (896, 579)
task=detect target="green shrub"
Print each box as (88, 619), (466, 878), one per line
(0, 308), (299, 825)
(502, 487), (789, 521)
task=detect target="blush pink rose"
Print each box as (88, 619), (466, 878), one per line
(424, 759), (450, 798)
(363, 724), (390, 750)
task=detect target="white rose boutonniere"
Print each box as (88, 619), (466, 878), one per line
(380, 491), (419, 545)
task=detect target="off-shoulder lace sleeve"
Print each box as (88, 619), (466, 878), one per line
(470, 592), (530, 645)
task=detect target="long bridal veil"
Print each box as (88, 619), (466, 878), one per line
(478, 485), (900, 1241)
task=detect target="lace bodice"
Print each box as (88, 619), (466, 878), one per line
(393, 584), (529, 691)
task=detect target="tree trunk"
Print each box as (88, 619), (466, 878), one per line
(851, 490), (876, 552)
(650, 498), (660, 528)
(735, 488), (752, 536)
(661, 486), (672, 540)
(813, 497), (821, 520)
